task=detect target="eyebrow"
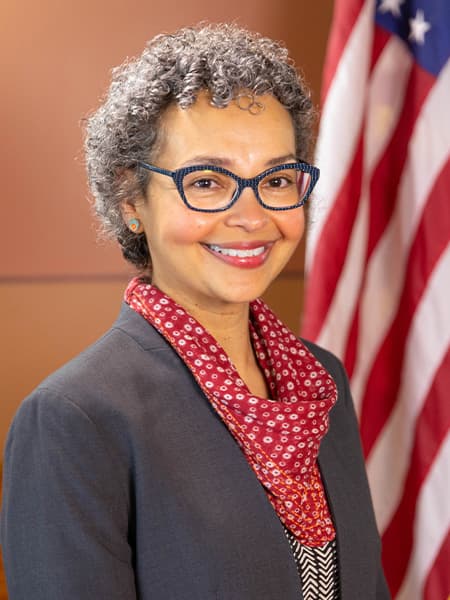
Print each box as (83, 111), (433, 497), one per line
(179, 154), (297, 169)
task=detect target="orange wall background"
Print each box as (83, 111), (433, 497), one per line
(0, 1), (334, 455)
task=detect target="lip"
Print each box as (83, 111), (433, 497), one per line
(202, 240), (276, 269)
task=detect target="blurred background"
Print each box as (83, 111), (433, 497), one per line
(2, 2), (448, 597)
(0, 0), (334, 455)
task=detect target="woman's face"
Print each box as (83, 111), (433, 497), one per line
(129, 92), (305, 314)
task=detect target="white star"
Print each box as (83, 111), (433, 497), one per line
(409, 9), (431, 45)
(378, 0), (404, 17)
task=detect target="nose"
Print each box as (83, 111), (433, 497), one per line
(224, 185), (269, 231)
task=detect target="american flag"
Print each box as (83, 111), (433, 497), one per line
(301, 0), (450, 598)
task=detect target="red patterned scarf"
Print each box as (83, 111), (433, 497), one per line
(125, 277), (337, 547)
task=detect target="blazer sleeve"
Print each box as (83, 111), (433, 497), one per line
(1, 388), (136, 599)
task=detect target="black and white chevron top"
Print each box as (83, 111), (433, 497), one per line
(284, 527), (340, 599)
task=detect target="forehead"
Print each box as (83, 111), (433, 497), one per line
(155, 92), (296, 166)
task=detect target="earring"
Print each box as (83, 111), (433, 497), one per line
(128, 218), (141, 233)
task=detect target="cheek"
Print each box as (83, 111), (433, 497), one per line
(148, 206), (217, 247)
(278, 209), (305, 243)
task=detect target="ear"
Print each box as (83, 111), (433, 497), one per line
(121, 200), (145, 234)
(119, 165), (147, 224)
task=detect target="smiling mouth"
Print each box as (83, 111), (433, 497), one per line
(206, 244), (266, 258)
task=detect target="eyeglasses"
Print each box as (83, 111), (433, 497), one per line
(137, 160), (319, 213)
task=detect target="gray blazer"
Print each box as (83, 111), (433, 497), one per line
(1, 304), (390, 599)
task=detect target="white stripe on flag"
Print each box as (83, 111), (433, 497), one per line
(306, 0), (375, 270)
(367, 244), (450, 532)
(316, 38), (412, 364)
(395, 431), (450, 600)
(350, 58), (450, 408)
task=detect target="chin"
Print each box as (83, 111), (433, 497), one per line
(216, 284), (270, 306)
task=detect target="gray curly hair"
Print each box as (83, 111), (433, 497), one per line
(84, 23), (315, 270)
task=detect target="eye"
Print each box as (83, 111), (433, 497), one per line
(192, 177), (220, 189)
(265, 174), (295, 188)
(184, 170), (229, 194)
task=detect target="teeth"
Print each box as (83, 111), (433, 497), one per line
(208, 244), (266, 258)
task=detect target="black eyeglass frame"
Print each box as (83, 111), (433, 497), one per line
(137, 160), (320, 213)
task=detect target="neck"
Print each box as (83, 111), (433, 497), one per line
(146, 281), (268, 395)
(181, 298), (254, 367)
(185, 300), (269, 398)
(158, 289), (261, 379)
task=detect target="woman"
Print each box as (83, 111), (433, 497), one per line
(1, 24), (390, 599)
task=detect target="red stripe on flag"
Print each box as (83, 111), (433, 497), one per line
(302, 137), (364, 340)
(343, 302), (359, 378)
(380, 347), (450, 595)
(359, 160), (450, 455)
(424, 529), (450, 600)
(370, 23), (390, 70)
(367, 63), (434, 257)
(321, 0), (366, 103)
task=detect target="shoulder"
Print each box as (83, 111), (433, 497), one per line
(8, 304), (195, 448)
(34, 303), (184, 397)
(301, 338), (341, 371)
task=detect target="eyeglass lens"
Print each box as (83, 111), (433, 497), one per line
(182, 167), (312, 210)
